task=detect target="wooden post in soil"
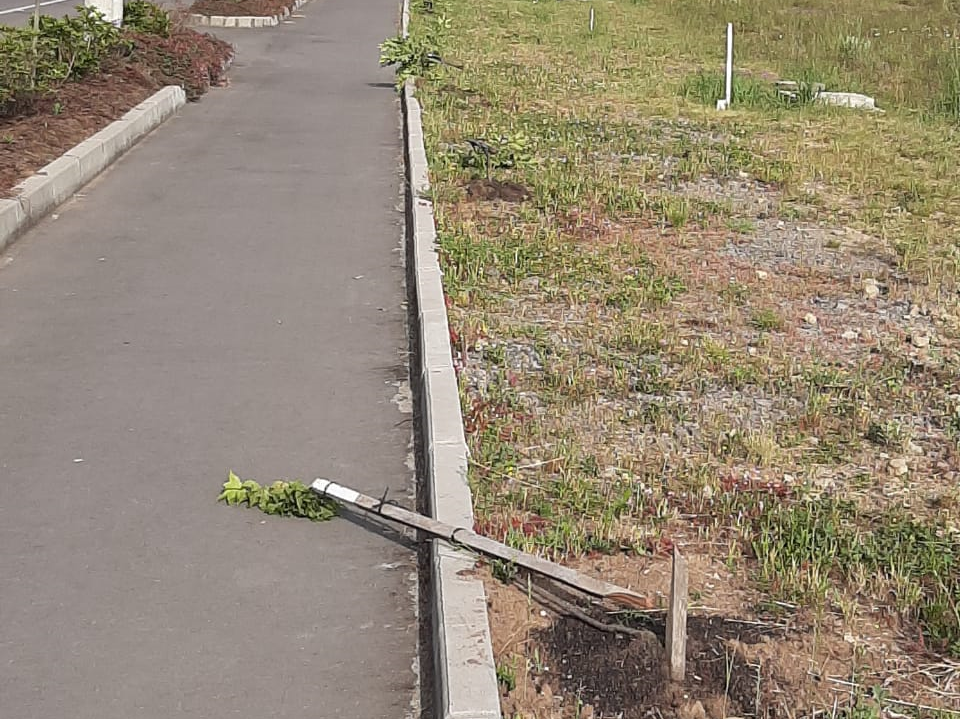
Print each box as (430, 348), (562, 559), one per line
(665, 546), (688, 682)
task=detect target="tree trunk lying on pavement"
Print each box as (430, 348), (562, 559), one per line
(310, 478), (654, 611)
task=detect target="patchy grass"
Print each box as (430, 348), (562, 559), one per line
(409, 0), (960, 714)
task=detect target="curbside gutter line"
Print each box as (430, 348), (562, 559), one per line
(0, 85), (186, 256)
(400, 4), (502, 715)
(187, 0), (307, 28)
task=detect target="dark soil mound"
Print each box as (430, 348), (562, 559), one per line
(535, 615), (786, 719)
(465, 179), (531, 203)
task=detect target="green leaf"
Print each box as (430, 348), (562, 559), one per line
(217, 471), (247, 505)
(218, 473), (338, 521)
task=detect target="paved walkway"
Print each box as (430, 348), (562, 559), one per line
(0, 0), (75, 24)
(0, 2), (418, 717)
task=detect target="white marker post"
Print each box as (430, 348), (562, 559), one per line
(85, 0), (122, 26)
(716, 22), (733, 111)
(589, 6), (595, 32)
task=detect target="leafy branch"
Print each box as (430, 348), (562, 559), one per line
(0, 6), (127, 111)
(218, 471), (337, 521)
(378, 34), (438, 87)
(378, 15), (453, 87)
(459, 131), (533, 176)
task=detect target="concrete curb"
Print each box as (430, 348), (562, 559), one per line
(400, 4), (501, 715)
(0, 85), (186, 257)
(187, 0), (306, 28)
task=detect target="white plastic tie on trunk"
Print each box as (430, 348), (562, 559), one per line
(311, 478), (361, 504)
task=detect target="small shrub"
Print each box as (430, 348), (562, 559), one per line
(0, 7), (125, 112)
(458, 131), (532, 173)
(37, 8), (125, 76)
(379, 33), (440, 86)
(123, 0), (171, 37)
(379, 14), (451, 86)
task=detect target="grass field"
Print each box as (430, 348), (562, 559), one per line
(400, 0), (960, 715)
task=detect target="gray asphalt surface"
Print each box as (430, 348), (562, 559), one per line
(0, 0), (71, 24)
(0, 0), (177, 25)
(0, 1), (418, 717)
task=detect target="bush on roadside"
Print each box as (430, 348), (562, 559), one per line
(122, 2), (232, 100)
(0, 2), (232, 115)
(123, 0), (171, 38)
(0, 7), (125, 113)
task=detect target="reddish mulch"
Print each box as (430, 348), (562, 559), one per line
(190, 0), (295, 17)
(127, 28), (234, 100)
(0, 66), (156, 198)
(0, 27), (233, 198)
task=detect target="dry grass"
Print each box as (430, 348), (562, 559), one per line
(406, 0), (960, 714)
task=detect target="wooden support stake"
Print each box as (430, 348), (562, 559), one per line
(665, 546), (688, 682)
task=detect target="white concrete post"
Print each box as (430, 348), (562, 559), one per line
(85, 0), (123, 26)
(716, 23), (733, 110)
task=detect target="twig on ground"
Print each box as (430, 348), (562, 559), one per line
(810, 672), (960, 715)
(519, 577), (647, 637)
(911, 660), (960, 696)
(468, 458), (545, 491)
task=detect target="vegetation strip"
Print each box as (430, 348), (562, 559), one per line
(1, 2), (233, 196)
(399, 0), (960, 715)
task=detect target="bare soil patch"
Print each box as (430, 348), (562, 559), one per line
(466, 179), (532, 203)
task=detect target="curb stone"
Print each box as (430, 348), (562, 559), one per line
(0, 85), (186, 257)
(187, 0), (307, 28)
(400, 2), (502, 716)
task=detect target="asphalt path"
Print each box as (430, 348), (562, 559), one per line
(0, 0), (419, 717)
(0, 0), (72, 24)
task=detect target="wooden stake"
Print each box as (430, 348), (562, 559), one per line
(665, 546), (688, 682)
